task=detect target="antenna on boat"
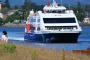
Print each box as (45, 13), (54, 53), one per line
(69, 4), (70, 13)
(47, 0), (49, 7)
(61, 0), (62, 6)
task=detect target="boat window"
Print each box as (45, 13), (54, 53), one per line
(30, 17), (33, 22)
(38, 19), (40, 22)
(43, 18), (76, 23)
(58, 10), (61, 13)
(45, 26), (77, 30)
(62, 10), (65, 13)
(30, 27), (40, 31)
(45, 10), (66, 13)
(46, 10), (49, 13)
(52, 10), (57, 13)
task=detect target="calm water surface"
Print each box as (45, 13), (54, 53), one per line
(0, 27), (90, 51)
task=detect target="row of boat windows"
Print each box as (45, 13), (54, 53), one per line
(45, 26), (77, 30)
(46, 10), (65, 13)
(30, 19), (40, 22)
(43, 18), (76, 23)
(30, 26), (77, 30)
(30, 18), (76, 23)
(30, 27), (40, 31)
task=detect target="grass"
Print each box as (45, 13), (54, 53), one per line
(0, 43), (90, 60)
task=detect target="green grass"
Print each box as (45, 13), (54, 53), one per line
(0, 43), (90, 60)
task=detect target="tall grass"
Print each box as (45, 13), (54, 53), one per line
(0, 43), (90, 60)
(62, 49), (65, 60)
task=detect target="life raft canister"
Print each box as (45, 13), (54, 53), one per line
(26, 24), (33, 32)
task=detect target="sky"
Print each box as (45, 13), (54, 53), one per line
(1, 0), (90, 6)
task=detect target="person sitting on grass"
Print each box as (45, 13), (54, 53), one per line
(1, 30), (9, 43)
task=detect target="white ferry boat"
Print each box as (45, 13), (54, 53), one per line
(24, 0), (82, 43)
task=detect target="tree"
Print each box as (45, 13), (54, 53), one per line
(77, 1), (81, 7)
(5, 14), (22, 23)
(77, 1), (81, 13)
(71, 6), (77, 14)
(0, 18), (3, 25)
(85, 4), (90, 13)
(0, 0), (2, 3)
(1, 7), (9, 14)
(15, 11), (19, 15)
(24, 10), (31, 20)
(24, 0), (29, 11)
(76, 12), (84, 21)
(14, 5), (18, 10)
(4, 0), (10, 8)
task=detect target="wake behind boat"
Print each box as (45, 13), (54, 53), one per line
(24, 0), (82, 43)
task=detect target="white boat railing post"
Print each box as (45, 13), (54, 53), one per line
(35, 16), (38, 33)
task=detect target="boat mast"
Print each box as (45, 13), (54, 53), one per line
(35, 16), (38, 33)
(47, 0), (49, 7)
(61, 0), (62, 6)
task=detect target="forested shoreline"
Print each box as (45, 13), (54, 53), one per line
(0, 0), (90, 25)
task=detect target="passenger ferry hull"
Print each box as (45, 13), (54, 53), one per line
(24, 33), (81, 43)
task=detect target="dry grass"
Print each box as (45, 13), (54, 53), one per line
(0, 43), (90, 60)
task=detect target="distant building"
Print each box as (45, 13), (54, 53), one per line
(7, 10), (17, 16)
(21, 20), (26, 23)
(83, 18), (90, 24)
(0, 13), (8, 20)
(85, 12), (90, 18)
(13, 20), (20, 23)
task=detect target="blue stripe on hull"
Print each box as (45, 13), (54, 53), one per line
(24, 33), (81, 43)
(24, 33), (43, 41)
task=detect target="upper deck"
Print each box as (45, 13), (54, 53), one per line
(43, 0), (73, 14)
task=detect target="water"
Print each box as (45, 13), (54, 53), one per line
(0, 27), (90, 51)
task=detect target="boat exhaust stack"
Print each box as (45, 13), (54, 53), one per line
(47, 0), (49, 7)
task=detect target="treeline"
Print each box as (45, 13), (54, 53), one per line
(0, 0), (44, 25)
(0, 0), (11, 14)
(70, 2), (85, 21)
(0, 0), (22, 24)
(0, 0), (90, 25)
(19, 0), (44, 19)
(20, 0), (44, 12)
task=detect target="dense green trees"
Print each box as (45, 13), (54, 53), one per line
(4, 0), (10, 8)
(0, 0), (2, 3)
(1, 7), (9, 14)
(71, 1), (85, 21)
(20, 0), (44, 12)
(14, 5), (18, 10)
(76, 1), (85, 21)
(84, 4), (90, 13)
(4, 13), (22, 23)
(1, 0), (11, 14)
(0, 18), (3, 25)
(1, 0), (90, 24)
(24, 10), (31, 20)
(19, 0), (44, 20)
(76, 13), (84, 21)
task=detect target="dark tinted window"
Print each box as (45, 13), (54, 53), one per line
(45, 26), (77, 30)
(43, 18), (76, 23)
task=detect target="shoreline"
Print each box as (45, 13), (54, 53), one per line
(0, 23), (90, 27)
(1, 23), (26, 27)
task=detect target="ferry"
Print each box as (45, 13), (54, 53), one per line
(24, 0), (82, 43)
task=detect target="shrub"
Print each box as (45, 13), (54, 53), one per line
(32, 49), (37, 60)
(0, 44), (16, 53)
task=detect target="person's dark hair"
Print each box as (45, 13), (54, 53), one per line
(3, 30), (7, 35)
